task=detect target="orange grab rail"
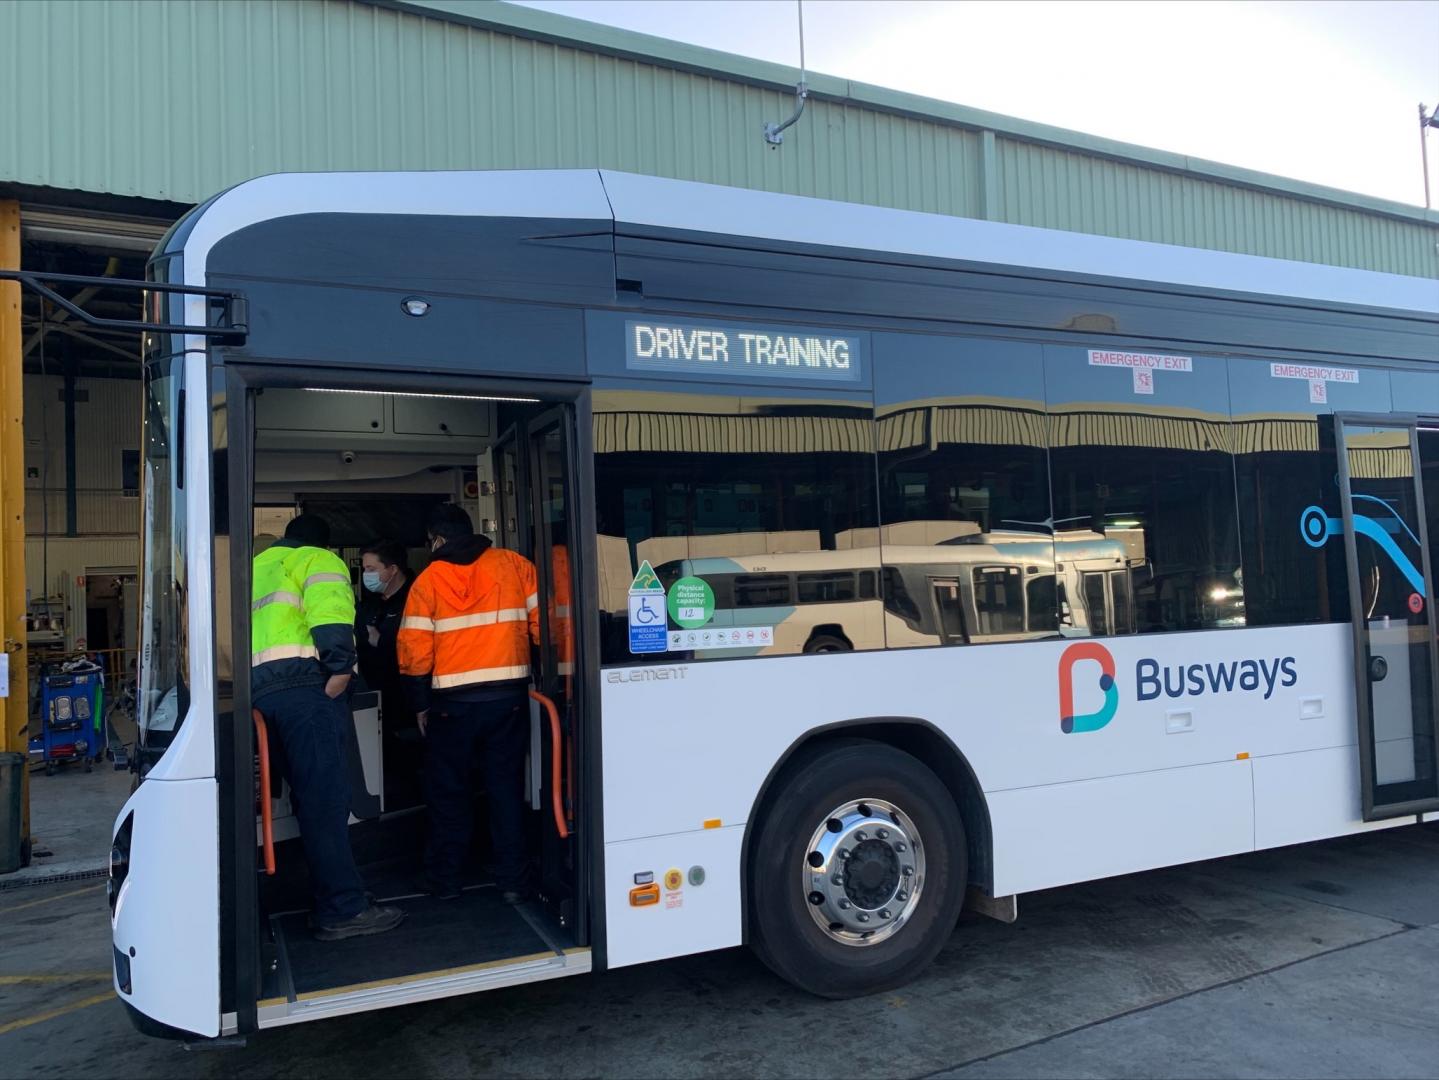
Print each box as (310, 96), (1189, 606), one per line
(529, 689), (570, 839)
(252, 709), (276, 876)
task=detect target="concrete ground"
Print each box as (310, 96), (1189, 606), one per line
(2, 822), (1437, 1079)
(4, 757), (133, 884)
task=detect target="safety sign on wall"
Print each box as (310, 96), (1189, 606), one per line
(628, 560), (668, 654)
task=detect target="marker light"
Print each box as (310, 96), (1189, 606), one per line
(400, 296), (431, 317)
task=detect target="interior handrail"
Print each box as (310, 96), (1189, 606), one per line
(252, 709), (276, 876)
(529, 689), (570, 839)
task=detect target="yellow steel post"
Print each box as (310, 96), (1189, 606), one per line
(0, 199), (29, 862)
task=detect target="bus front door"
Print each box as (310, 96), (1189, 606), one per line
(1333, 416), (1439, 820)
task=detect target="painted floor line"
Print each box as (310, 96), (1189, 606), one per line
(0, 991), (114, 1037)
(0, 883), (104, 915)
(0, 973), (109, 985)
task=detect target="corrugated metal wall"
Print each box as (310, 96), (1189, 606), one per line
(1, 0), (1435, 276)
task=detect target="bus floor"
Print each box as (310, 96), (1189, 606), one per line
(260, 866), (574, 1004)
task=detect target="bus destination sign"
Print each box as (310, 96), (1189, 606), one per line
(626, 318), (861, 382)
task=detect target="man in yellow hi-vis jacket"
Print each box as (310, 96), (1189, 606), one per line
(252, 514), (403, 941)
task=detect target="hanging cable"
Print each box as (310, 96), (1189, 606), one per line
(763, 0), (809, 146)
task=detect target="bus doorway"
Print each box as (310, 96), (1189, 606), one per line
(233, 372), (589, 1025)
(1330, 417), (1439, 820)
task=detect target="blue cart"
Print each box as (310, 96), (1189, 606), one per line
(32, 662), (105, 775)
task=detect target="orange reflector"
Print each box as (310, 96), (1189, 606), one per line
(703, 818), (722, 829)
(629, 883), (660, 907)
(1236, 752), (1250, 760)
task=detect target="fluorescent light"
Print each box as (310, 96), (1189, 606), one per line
(304, 387), (540, 403)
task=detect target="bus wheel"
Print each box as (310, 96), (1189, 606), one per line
(748, 739), (966, 998)
(803, 634), (851, 654)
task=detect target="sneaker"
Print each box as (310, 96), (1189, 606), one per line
(314, 903), (406, 941)
(415, 874), (462, 901)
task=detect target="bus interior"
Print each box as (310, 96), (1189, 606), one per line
(243, 379), (587, 1016)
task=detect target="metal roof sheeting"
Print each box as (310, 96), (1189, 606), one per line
(2, 0), (1436, 277)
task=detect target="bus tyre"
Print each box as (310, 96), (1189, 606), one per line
(748, 739), (966, 998)
(803, 634), (851, 654)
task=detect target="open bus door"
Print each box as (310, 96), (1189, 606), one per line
(493, 409), (579, 930)
(1330, 415), (1439, 819)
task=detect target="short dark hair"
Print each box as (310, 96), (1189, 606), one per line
(426, 503), (474, 543)
(284, 513), (330, 547)
(361, 539), (409, 572)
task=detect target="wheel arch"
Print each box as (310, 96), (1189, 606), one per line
(738, 716), (993, 942)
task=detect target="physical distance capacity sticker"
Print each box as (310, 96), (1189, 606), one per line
(667, 576), (715, 629)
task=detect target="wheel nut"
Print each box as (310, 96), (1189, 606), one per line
(832, 874), (844, 885)
(895, 842), (907, 853)
(838, 849), (851, 861)
(897, 890), (909, 901)
(879, 908), (892, 919)
(838, 899), (851, 910)
(903, 866), (914, 877)
(877, 828), (890, 840)
(854, 830), (867, 842)
(857, 913), (870, 923)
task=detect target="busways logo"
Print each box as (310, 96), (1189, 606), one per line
(1058, 643), (1119, 734)
(1059, 642), (1298, 733)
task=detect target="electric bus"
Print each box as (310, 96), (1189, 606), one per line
(109, 169), (1439, 1038)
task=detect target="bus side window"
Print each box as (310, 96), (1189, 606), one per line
(931, 578), (967, 644)
(1082, 572), (1109, 636)
(734, 574), (790, 607)
(797, 571), (857, 604)
(972, 566), (1024, 637)
(1026, 573), (1059, 633)
(858, 570), (878, 600)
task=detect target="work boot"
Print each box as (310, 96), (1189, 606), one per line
(313, 903), (406, 941)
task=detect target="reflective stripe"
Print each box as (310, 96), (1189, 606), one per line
(432, 664), (530, 688)
(251, 644), (320, 666)
(556, 661), (575, 675)
(305, 572), (350, 587)
(252, 590), (303, 612)
(554, 605), (571, 618)
(525, 593), (539, 612)
(401, 616), (435, 631)
(432, 609), (527, 632)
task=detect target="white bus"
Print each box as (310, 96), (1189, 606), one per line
(96, 170), (1439, 1039)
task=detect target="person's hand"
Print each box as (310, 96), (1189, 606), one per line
(416, 710), (428, 736)
(367, 625), (381, 648)
(323, 673), (352, 699)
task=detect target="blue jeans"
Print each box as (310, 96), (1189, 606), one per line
(423, 694), (529, 891)
(259, 684), (367, 922)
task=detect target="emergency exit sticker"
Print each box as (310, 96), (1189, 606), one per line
(1089, 350), (1192, 396)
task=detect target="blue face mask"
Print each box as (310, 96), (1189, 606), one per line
(362, 570), (386, 594)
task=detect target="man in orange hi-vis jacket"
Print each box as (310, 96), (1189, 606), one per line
(398, 504), (540, 902)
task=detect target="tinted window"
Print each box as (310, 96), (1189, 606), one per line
(1230, 358), (1391, 627)
(1046, 346), (1241, 635)
(593, 384), (881, 663)
(874, 335), (1057, 647)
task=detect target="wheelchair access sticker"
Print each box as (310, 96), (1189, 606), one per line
(628, 560), (669, 654)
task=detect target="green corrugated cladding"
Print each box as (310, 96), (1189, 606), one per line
(3, 0), (1437, 278)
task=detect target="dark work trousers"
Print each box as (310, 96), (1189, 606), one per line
(258, 684), (368, 922)
(423, 693), (528, 891)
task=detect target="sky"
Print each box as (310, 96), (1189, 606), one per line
(511, 0), (1439, 208)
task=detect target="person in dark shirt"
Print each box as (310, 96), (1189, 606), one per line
(355, 538), (420, 805)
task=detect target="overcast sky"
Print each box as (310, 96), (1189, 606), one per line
(511, 0), (1439, 208)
